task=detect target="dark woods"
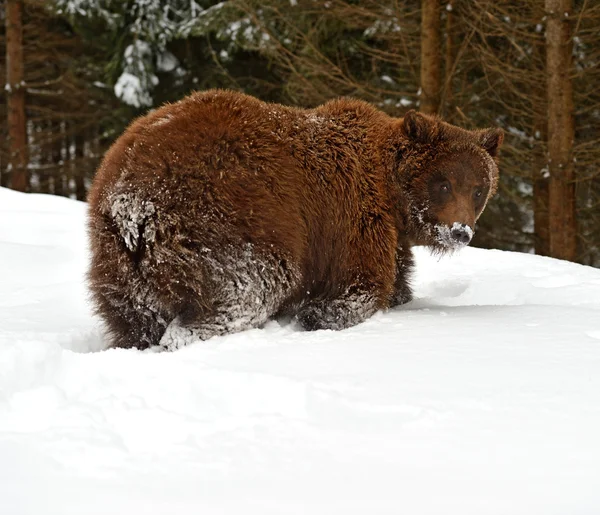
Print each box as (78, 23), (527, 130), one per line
(1, 0), (599, 265)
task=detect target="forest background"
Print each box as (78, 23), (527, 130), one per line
(2, 0), (598, 265)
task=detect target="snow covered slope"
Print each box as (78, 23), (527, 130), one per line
(1, 187), (600, 515)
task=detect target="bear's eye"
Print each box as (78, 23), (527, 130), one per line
(474, 189), (483, 199)
(439, 181), (451, 194)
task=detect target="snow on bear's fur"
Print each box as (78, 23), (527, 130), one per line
(87, 89), (503, 350)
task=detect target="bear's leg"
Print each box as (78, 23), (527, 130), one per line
(296, 286), (381, 332)
(159, 245), (300, 351)
(158, 318), (214, 351)
(93, 287), (168, 349)
(158, 294), (278, 351)
(390, 248), (414, 307)
(159, 308), (259, 351)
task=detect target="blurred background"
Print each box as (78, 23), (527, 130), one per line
(1, 0), (598, 265)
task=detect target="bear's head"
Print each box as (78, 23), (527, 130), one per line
(395, 110), (503, 252)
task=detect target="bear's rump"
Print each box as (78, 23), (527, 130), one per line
(90, 177), (306, 347)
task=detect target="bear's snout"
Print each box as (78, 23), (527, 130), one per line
(434, 222), (474, 249)
(451, 224), (472, 245)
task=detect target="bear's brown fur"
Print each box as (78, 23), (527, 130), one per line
(87, 89), (503, 350)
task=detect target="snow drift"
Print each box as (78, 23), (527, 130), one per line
(1, 187), (600, 514)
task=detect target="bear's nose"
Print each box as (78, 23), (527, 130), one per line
(451, 225), (472, 245)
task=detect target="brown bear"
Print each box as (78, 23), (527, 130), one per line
(87, 89), (502, 350)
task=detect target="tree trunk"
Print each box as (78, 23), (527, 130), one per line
(546, 0), (576, 261)
(37, 123), (51, 194)
(0, 127), (7, 188)
(443, 1), (456, 121)
(420, 0), (442, 114)
(52, 120), (65, 196)
(5, 0), (28, 192)
(533, 121), (550, 256)
(533, 5), (550, 258)
(74, 129), (87, 201)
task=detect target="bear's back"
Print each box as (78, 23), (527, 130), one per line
(88, 90), (397, 310)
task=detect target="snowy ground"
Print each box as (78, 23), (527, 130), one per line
(1, 187), (600, 514)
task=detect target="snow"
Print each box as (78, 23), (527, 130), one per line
(156, 50), (179, 73)
(1, 187), (600, 514)
(114, 72), (152, 109)
(108, 191), (157, 252)
(434, 221), (473, 248)
(363, 18), (401, 38)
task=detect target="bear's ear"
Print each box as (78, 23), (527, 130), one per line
(402, 110), (437, 143)
(479, 128), (504, 158)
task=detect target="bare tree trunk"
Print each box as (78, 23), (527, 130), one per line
(52, 120), (65, 197)
(533, 116), (550, 256)
(533, 3), (550, 257)
(5, 0), (28, 192)
(73, 129), (87, 201)
(0, 126), (7, 188)
(37, 123), (51, 194)
(63, 122), (73, 198)
(420, 0), (442, 114)
(443, 1), (456, 121)
(44, 121), (55, 194)
(546, 0), (576, 261)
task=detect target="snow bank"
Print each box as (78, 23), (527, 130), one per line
(1, 187), (600, 514)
